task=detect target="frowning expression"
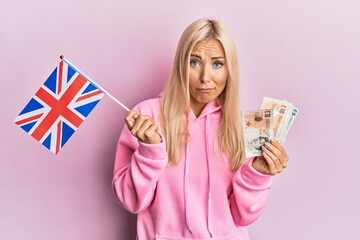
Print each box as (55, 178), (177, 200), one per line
(189, 39), (228, 116)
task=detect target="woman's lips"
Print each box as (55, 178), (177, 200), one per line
(197, 88), (214, 93)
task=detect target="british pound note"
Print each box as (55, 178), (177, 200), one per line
(280, 106), (299, 143)
(243, 109), (274, 157)
(261, 97), (299, 144)
(261, 97), (292, 144)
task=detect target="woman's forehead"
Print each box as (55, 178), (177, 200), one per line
(192, 39), (224, 56)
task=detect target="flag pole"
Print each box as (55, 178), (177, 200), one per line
(60, 55), (130, 112)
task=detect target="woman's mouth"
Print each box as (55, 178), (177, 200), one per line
(197, 88), (213, 93)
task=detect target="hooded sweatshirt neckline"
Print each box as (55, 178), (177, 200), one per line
(189, 100), (222, 121)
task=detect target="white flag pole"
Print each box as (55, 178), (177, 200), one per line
(60, 55), (130, 112)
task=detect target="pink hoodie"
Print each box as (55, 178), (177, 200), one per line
(113, 97), (272, 240)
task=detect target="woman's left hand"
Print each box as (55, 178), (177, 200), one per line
(252, 140), (289, 176)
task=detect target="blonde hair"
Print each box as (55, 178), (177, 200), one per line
(160, 18), (245, 171)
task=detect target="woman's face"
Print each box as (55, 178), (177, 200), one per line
(189, 38), (228, 116)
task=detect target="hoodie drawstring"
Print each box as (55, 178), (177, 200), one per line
(205, 115), (213, 238)
(184, 135), (193, 234)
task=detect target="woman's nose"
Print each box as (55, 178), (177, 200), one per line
(200, 64), (211, 83)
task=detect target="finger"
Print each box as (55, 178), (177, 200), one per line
(136, 119), (154, 140)
(270, 139), (282, 148)
(262, 145), (282, 168)
(262, 145), (278, 163)
(262, 146), (283, 173)
(270, 140), (287, 156)
(261, 150), (278, 175)
(144, 124), (162, 144)
(124, 110), (139, 130)
(264, 142), (282, 158)
(270, 140), (289, 167)
(131, 115), (152, 137)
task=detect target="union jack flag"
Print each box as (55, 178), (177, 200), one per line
(14, 60), (104, 154)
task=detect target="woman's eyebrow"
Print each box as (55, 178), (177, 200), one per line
(211, 56), (225, 60)
(190, 54), (202, 59)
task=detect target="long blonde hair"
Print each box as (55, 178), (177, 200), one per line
(160, 18), (245, 171)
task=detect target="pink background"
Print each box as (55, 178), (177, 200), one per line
(1, 0), (359, 239)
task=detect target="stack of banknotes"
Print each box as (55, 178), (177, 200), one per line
(243, 97), (299, 158)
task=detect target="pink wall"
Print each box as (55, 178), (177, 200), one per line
(1, 0), (359, 239)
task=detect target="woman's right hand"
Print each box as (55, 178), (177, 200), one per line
(124, 110), (162, 144)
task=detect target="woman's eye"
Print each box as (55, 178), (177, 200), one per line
(213, 61), (224, 68)
(190, 60), (200, 67)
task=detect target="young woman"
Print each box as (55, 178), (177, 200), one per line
(113, 18), (289, 240)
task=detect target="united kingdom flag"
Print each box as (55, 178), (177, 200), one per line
(14, 60), (104, 154)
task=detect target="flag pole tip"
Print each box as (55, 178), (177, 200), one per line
(60, 55), (64, 59)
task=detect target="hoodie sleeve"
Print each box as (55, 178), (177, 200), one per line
(112, 122), (168, 214)
(229, 157), (272, 226)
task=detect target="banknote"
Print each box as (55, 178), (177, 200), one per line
(243, 109), (274, 157)
(261, 97), (291, 141)
(281, 106), (299, 143)
(261, 97), (298, 144)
